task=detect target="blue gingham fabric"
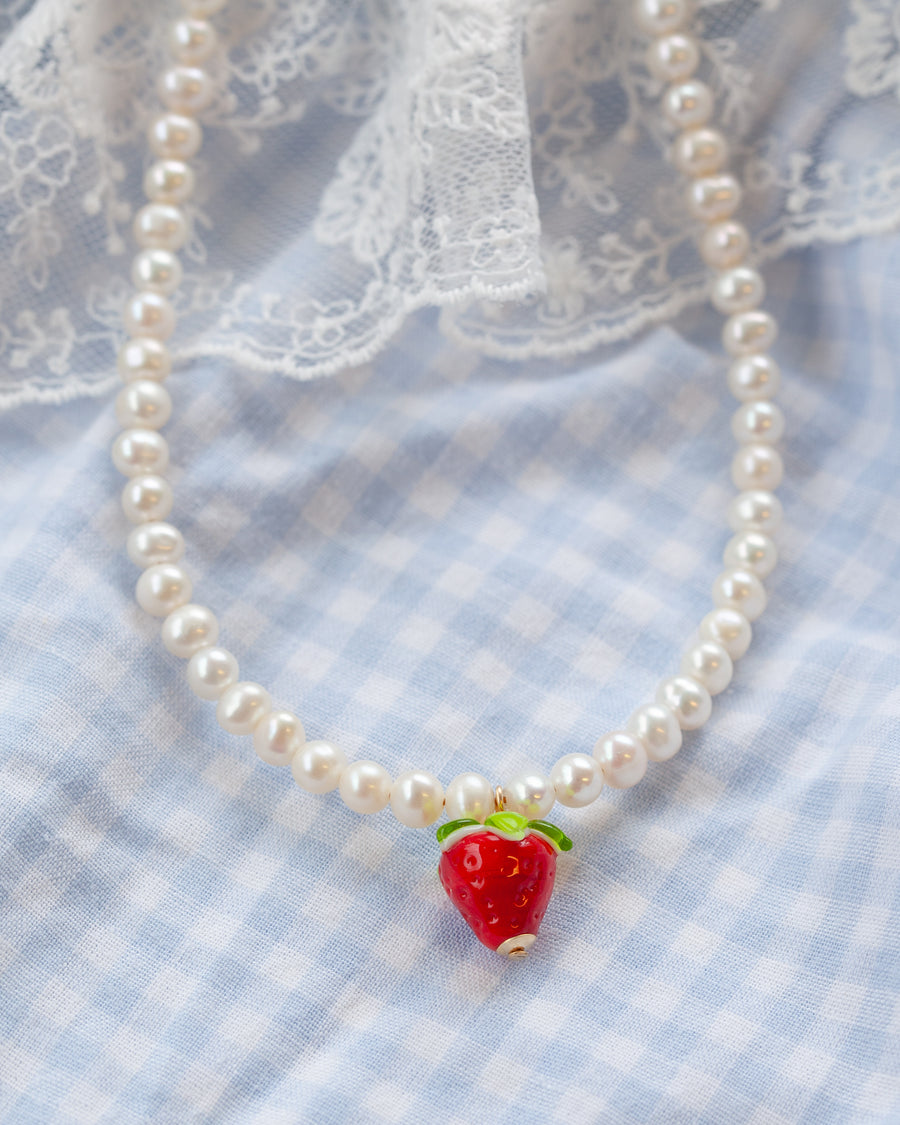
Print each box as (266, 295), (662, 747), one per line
(1, 233), (899, 1124)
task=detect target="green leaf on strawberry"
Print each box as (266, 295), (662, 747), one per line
(483, 811), (530, 838)
(526, 819), (573, 852)
(436, 817), (480, 843)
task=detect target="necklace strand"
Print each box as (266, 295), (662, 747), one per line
(113, 0), (784, 833)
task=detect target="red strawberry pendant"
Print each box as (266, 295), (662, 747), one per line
(437, 812), (572, 958)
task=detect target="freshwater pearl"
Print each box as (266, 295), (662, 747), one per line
(390, 770), (445, 828)
(647, 33), (699, 82)
(732, 443), (784, 490)
(253, 710), (305, 766)
(159, 66), (214, 115)
(504, 771), (556, 818)
(161, 603), (218, 658)
(712, 267), (765, 316)
(133, 203), (189, 252)
(292, 740), (347, 794)
(144, 160), (196, 205)
(724, 530), (777, 578)
(699, 607), (752, 660)
(550, 753), (604, 808)
(216, 681), (271, 735)
(727, 354), (780, 401)
(115, 379), (172, 430)
(121, 474), (174, 524)
(673, 126), (729, 177)
(699, 219), (750, 269)
(186, 645), (238, 700)
(656, 674), (712, 730)
(681, 640), (733, 695)
(117, 337), (172, 382)
(169, 18), (218, 65)
(634, 0), (692, 36)
(687, 173), (742, 223)
(727, 489), (783, 534)
(183, 0), (227, 16)
(112, 429), (169, 477)
(123, 291), (176, 340)
(136, 562), (192, 617)
(339, 760), (392, 815)
(663, 80), (713, 130)
(132, 248), (183, 295)
(148, 112), (202, 160)
(627, 702), (683, 762)
(593, 731), (648, 789)
(712, 567), (767, 621)
(126, 521), (184, 567)
(444, 772), (495, 822)
(732, 401), (784, 445)
(723, 310), (777, 357)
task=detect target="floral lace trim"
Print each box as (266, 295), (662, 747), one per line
(0, 0), (899, 409)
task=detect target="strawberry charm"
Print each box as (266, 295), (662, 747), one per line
(437, 812), (572, 958)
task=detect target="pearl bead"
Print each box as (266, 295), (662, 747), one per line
(253, 710), (305, 767)
(503, 771), (556, 819)
(627, 702), (683, 762)
(132, 248), (183, 295)
(216, 681), (271, 735)
(135, 562), (192, 617)
(444, 772), (495, 822)
(712, 567), (767, 621)
(712, 267), (765, 316)
(169, 17), (218, 64)
(159, 66), (214, 115)
(673, 127), (728, 177)
(727, 354), (780, 401)
(390, 770), (445, 828)
(732, 443), (783, 490)
(699, 219), (750, 269)
(722, 310), (777, 357)
(121, 474), (173, 524)
(593, 731), (648, 789)
(663, 80), (713, 130)
(117, 337), (172, 382)
(634, 0), (692, 35)
(647, 33), (699, 82)
(724, 530), (777, 579)
(732, 400), (784, 446)
(681, 640), (733, 695)
(727, 489), (782, 534)
(123, 291), (176, 340)
(126, 521), (184, 567)
(112, 428), (169, 477)
(161, 603), (219, 658)
(183, 0), (227, 15)
(550, 753), (604, 808)
(687, 173), (742, 223)
(148, 113), (202, 160)
(292, 740), (347, 794)
(656, 674), (712, 730)
(115, 380), (172, 430)
(186, 645), (238, 700)
(133, 203), (189, 252)
(700, 607), (752, 660)
(144, 160), (196, 205)
(339, 760), (392, 815)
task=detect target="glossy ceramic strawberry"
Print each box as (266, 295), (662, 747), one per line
(437, 812), (572, 958)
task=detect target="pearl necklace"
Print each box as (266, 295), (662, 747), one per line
(112, 0), (784, 957)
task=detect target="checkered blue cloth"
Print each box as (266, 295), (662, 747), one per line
(0, 234), (898, 1124)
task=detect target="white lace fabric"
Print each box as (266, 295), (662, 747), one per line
(0, 0), (898, 409)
